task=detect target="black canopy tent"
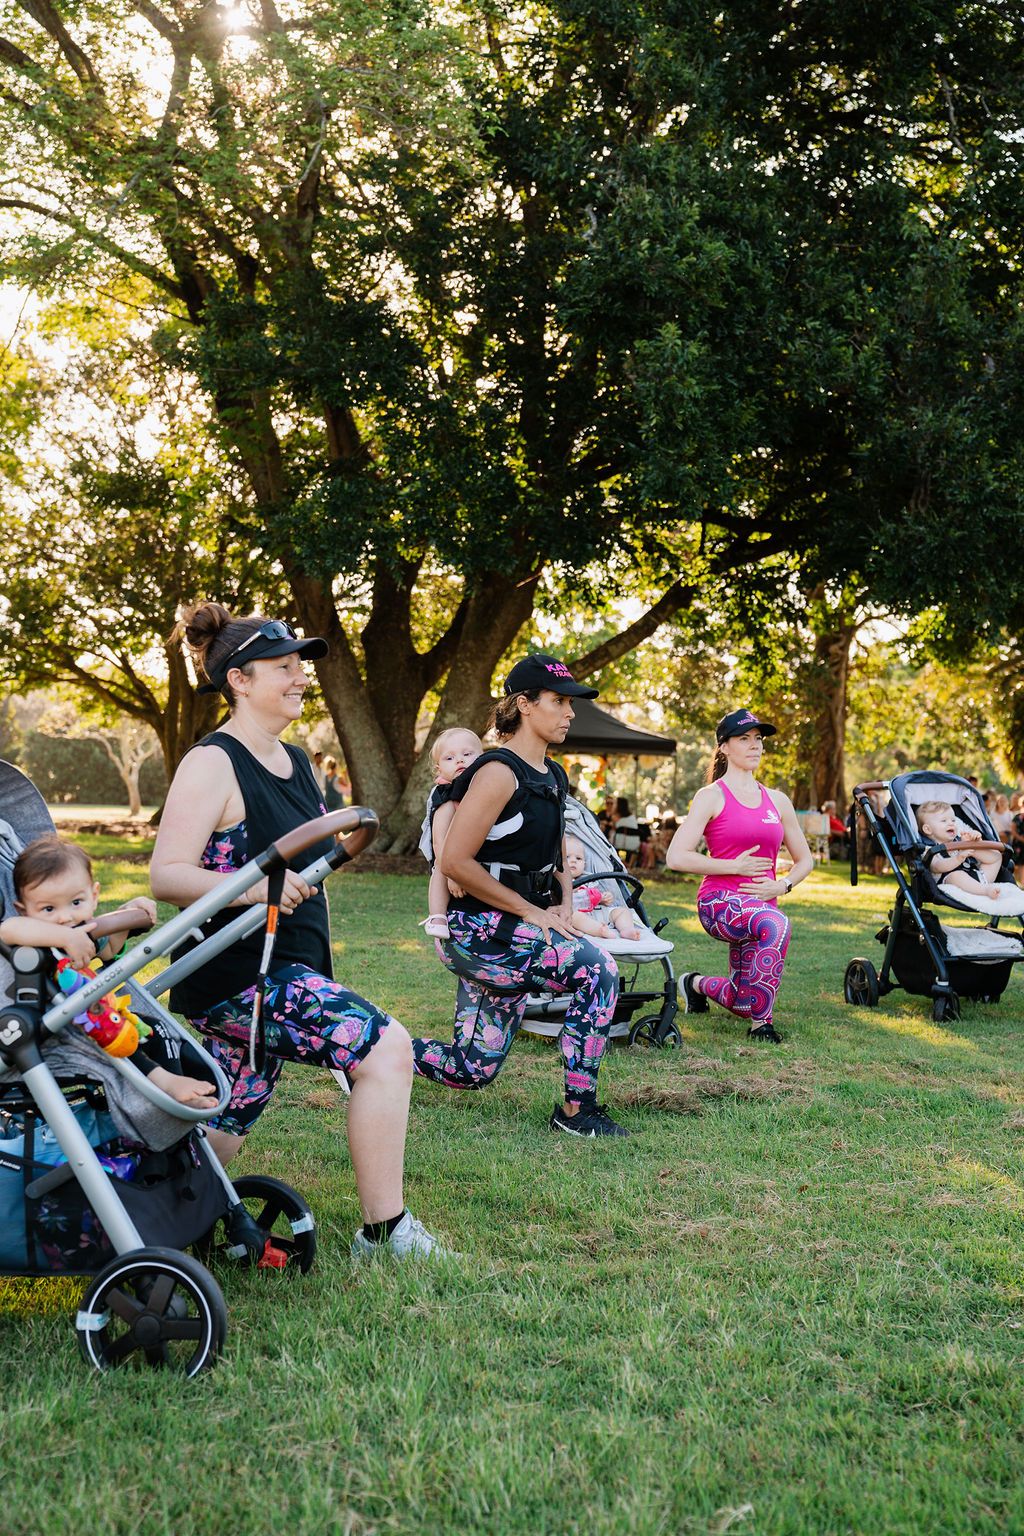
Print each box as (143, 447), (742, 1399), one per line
(559, 698), (676, 757)
(553, 698), (678, 808)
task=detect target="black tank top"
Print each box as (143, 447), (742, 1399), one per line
(447, 748), (567, 916)
(168, 733), (333, 1017)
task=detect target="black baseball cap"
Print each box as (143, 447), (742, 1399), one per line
(716, 708), (777, 744)
(198, 620), (329, 694)
(503, 654), (599, 699)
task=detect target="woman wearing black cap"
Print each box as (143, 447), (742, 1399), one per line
(151, 602), (442, 1259)
(665, 709), (813, 1042)
(412, 654), (627, 1137)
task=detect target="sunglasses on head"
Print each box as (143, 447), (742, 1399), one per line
(221, 619), (296, 670)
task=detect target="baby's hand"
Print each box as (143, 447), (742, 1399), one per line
(125, 897), (157, 926)
(958, 827), (981, 844)
(446, 879), (466, 899)
(982, 887), (1001, 901)
(600, 891), (613, 906)
(61, 925), (98, 969)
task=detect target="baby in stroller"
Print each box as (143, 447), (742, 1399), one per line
(564, 836), (641, 942)
(0, 833), (215, 1109)
(915, 801), (1019, 904)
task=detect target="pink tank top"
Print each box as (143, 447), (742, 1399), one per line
(700, 780), (785, 899)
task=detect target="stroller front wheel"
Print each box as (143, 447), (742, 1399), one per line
(76, 1246), (227, 1377)
(844, 958), (880, 1007)
(224, 1175), (317, 1274)
(628, 1014), (682, 1049)
(932, 991), (961, 1024)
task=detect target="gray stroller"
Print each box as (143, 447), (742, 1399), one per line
(0, 759), (375, 1376)
(521, 799), (679, 1048)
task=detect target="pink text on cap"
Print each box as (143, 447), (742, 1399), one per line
(545, 661), (573, 678)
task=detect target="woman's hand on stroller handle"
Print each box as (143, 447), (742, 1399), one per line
(241, 869), (317, 914)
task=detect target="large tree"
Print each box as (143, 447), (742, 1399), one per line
(1, 1), (1021, 841)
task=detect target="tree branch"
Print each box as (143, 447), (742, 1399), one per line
(0, 198), (185, 300)
(570, 580), (697, 677)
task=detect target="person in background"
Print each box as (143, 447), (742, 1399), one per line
(667, 709), (813, 1043)
(611, 797), (641, 868)
(991, 793), (1013, 843)
(311, 749), (326, 792)
(322, 755), (346, 812)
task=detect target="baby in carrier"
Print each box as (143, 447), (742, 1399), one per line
(418, 728), (483, 939)
(564, 836), (641, 941)
(915, 801), (1016, 902)
(0, 833), (216, 1109)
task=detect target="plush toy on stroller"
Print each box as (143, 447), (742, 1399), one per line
(0, 760), (371, 1376)
(845, 771), (1024, 1024)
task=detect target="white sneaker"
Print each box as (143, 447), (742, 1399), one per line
(350, 1210), (446, 1260)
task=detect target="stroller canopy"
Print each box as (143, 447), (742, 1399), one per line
(885, 771), (996, 854)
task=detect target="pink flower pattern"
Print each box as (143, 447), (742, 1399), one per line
(412, 908), (618, 1104)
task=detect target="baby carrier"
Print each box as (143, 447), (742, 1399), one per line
(845, 771), (1024, 1024)
(0, 759), (375, 1376)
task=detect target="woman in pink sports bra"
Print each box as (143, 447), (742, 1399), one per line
(665, 709), (814, 1041)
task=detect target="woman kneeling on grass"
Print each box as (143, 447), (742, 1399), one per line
(666, 709), (813, 1043)
(412, 654), (628, 1138)
(151, 601), (443, 1260)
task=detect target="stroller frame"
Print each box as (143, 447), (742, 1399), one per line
(846, 772), (1024, 1024)
(0, 759), (376, 1374)
(517, 799), (680, 1048)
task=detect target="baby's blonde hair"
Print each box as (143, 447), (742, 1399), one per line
(916, 800), (952, 828)
(429, 726), (483, 768)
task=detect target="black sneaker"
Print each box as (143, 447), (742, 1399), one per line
(549, 1102), (631, 1138)
(748, 1022), (783, 1043)
(678, 972), (709, 1013)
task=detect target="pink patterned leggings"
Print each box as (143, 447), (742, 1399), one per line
(695, 893), (791, 1028)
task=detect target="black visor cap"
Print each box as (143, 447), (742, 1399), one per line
(198, 633), (329, 694)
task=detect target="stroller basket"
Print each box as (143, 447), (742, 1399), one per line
(845, 772), (1024, 1025)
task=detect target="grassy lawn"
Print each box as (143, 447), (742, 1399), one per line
(3, 858), (1024, 1535)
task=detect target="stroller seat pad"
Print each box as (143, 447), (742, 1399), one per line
(588, 925), (673, 958)
(939, 924), (1024, 960)
(937, 881), (1024, 916)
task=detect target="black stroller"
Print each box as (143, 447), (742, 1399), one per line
(0, 759), (376, 1375)
(844, 771), (1024, 1024)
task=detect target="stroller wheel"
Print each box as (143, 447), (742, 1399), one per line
(227, 1175), (317, 1274)
(76, 1246), (227, 1377)
(628, 1014), (681, 1049)
(844, 958), (880, 1007)
(932, 991), (961, 1024)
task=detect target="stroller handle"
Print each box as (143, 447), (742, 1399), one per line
(255, 806), (379, 870)
(853, 781), (889, 795)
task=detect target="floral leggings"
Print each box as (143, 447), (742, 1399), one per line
(695, 892), (791, 1028)
(190, 963), (391, 1137)
(412, 908), (619, 1105)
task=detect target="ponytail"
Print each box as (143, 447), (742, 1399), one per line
(488, 689), (541, 739)
(706, 746), (727, 783)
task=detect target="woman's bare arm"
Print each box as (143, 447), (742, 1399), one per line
(665, 786), (773, 878)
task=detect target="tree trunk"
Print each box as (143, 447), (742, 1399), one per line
(808, 606), (858, 810)
(375, 572), (539, 851)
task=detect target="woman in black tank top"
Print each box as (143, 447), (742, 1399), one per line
(412, 654), (629, 1139)
(151, 602), (443, 1260)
